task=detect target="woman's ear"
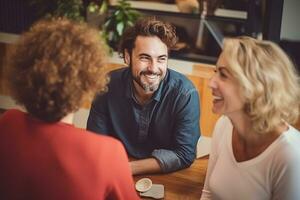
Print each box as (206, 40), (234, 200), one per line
(124, 49), (130, 65)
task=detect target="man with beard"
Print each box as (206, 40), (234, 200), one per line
(87, 17), (200, 175)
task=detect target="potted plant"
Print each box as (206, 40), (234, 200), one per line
(29, 0), (141, 51)
(102, 0), (141, 48)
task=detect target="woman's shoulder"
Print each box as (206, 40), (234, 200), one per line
(281, 125), (300, 148)
(286, 125), (300, 136)
(0, 109), (24, 118)
(281, 126), (300, 156)
(271, 126), (300, 167)
(210, 116), (233, 151)
(0, 109), (27, 127)
(213, 116), (232, 136)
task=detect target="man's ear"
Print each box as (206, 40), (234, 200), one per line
(124, 49), (130, 65)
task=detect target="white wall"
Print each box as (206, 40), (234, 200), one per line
(281, 0), (300, 41)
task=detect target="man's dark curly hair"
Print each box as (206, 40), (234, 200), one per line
(118, 17), (178, 57)
(7, 18), (109, 122)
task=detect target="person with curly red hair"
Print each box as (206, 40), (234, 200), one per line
(0, 18), (139, 200)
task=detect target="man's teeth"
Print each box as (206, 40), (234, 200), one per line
(213, 95), (223, 100)
(144, 74), (158, 79)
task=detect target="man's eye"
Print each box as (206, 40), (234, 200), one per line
(140, 56), (149, 61)
(158, 57), (167, 63)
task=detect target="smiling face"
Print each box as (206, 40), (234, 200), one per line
(209, 52), (246, 117)
(125, 36), (168, 94)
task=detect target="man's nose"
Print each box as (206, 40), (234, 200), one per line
(147, 60), (158, 72)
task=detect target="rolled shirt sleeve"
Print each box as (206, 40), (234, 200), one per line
(152, 149), (181, 172)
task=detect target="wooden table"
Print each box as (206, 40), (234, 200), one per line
(133, 156), (209, 200)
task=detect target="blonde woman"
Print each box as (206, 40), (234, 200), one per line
(201, 36), (300, 200)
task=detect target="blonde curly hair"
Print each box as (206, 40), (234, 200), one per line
(7, 18), (109, 122)
(223, 36), (300, 134)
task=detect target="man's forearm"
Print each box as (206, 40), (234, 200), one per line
(130, 158), (162, 175)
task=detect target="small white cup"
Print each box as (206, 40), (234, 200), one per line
(135, 178), (152, 192)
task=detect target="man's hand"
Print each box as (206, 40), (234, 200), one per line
(130, 158), (162, 175)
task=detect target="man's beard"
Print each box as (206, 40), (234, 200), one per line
(132, 70), (163, 93)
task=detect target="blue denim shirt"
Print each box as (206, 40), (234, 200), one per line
(87, 67), (200, 172)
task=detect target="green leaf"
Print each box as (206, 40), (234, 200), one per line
(116, 11), (124, 21)
(104, 18), (112, 29)
(127, 21), (134, 27)
(114, 10), (120, 16)
(116, 22), (124, 36)
(88, 2), (101, 13)
(88, 6), (96, 13)
(99, 1), (108, 15)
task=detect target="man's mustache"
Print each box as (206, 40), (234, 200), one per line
(140, 70), (162, 76)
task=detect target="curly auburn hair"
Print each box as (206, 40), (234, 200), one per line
(223, 36), (300, 134)
(118, 17), (178, 57)
(7, 18), (109, 122)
